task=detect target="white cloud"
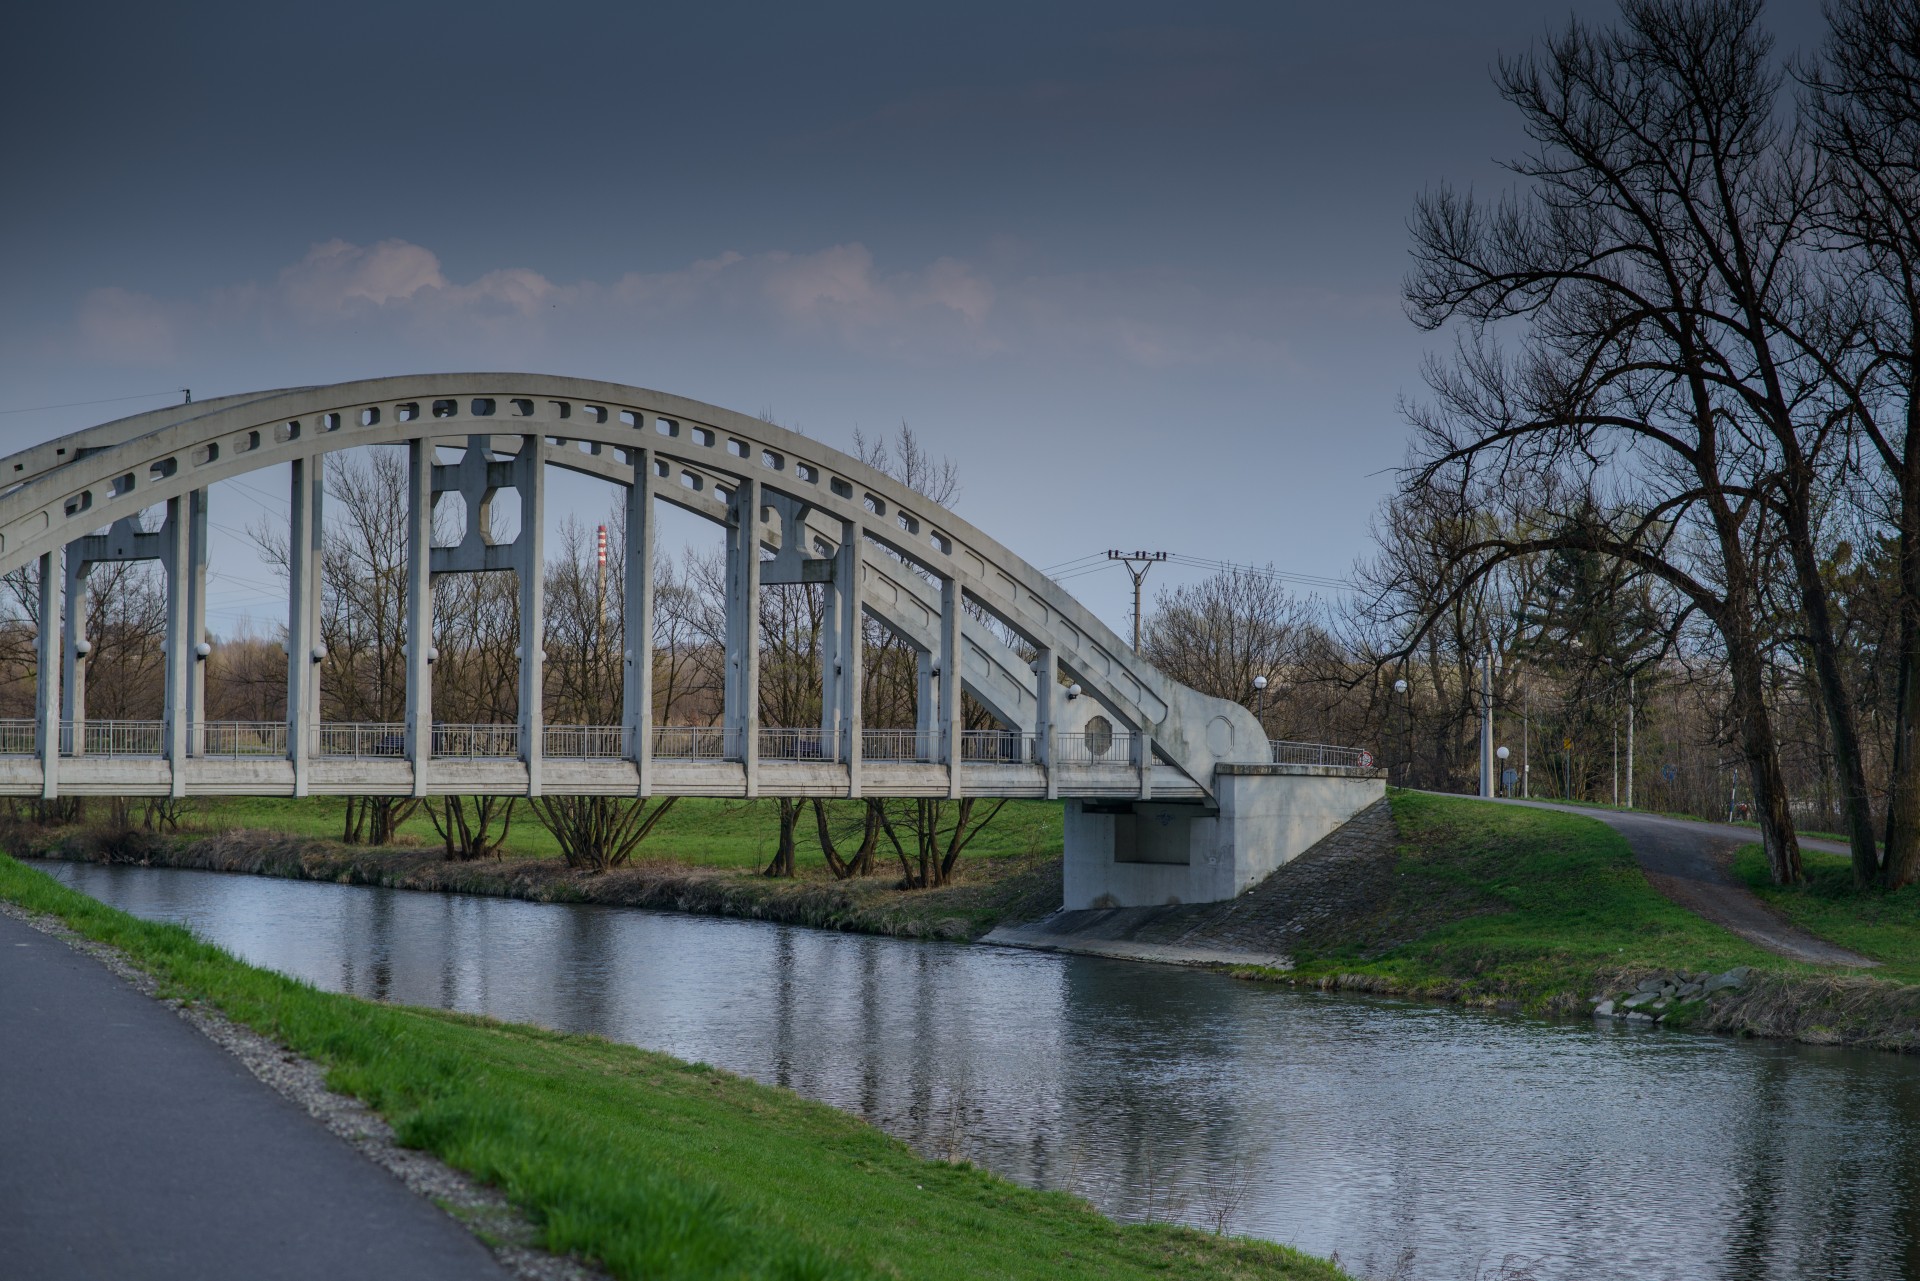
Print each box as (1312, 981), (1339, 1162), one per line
(278, 238), (450, 314)
(66, 236), (1370, 374)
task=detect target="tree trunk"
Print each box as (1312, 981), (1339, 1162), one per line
(1887, 430), (1920, 888)
(763, 797), (799, 878)
(1782, 501), (1880, 884)
(1727, 637), (1802, 884)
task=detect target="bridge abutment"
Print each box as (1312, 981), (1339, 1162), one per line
(1062, 765), (1386, 909)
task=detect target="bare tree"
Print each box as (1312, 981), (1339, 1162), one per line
(1804, 0), (1920, 885)
(1399, 0), (1855, 882)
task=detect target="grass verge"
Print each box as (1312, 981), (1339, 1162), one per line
(0, 854), (1344, 1281)
(1271, 791), (1791, 1012)
(186, 796), (1065, 872)
(1732, 843), (1920, 985)
(22, 823), (1062, 942)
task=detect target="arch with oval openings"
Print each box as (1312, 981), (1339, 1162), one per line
(0, 376), (1381, 906)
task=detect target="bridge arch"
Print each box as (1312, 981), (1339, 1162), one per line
(1, 374), (1273, 805)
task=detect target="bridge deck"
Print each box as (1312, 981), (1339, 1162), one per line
(0, 757), (1211, 800)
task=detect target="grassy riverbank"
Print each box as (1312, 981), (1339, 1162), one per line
(1274, 791), (1784, 1002)
(1253, 793), (1920, 1050)
(0, 854), (1344, 1281)
(11, 799), (1065, 941)
(182, 795), (1064, 871)
(1733, 844), (1920, 985)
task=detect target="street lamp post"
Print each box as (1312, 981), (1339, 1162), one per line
(1496, 744), (1510, 797)
(1393, 677), (1410, 787)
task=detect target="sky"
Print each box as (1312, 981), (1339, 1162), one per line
(0, 0), (1829, 639)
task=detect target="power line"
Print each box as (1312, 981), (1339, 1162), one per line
(1043, 548), (1353, 593)
(1107, 550), (1168, 650)
(0, 389), (188, 417)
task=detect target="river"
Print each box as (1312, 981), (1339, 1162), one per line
(39, 861), (1920, 1281)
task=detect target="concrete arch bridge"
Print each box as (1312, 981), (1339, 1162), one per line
(0, 376), (1380, 907)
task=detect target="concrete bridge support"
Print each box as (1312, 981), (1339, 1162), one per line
(1061, 766), (1386, 909)
(289, 457), (324, 796)
(623, 446), (656, 794)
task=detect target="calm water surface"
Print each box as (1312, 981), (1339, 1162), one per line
(42, 861), (1920, 1281)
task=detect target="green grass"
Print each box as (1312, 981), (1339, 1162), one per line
(0, 854), (1339, 1281)
(1281, 791), (1791, 1004)
(1732, 844), (1920, 984)
(189, 796), (1065, 872)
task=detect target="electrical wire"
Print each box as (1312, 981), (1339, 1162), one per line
(1042, 549), (1354, 592)
(0, 390), (186, 416)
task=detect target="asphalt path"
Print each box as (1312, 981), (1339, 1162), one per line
(1491, 797), (1877, 967)
(0, 910), (511, 1281)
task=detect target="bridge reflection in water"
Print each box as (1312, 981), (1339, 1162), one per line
(50, 860), (1920, 1281)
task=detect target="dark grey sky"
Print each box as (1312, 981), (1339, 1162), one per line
(0, 0), (1827, 635)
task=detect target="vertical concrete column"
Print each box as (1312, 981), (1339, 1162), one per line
(61, 552), (87, 757)
(940, 576), (962, 798)
(517, 435), (545, 797)
(1034, 646), (1057, 800)
(1136, 730), (1154, 800)
(819, 573), (841, 763)
(915, 652), (936, 761)
(163, 497), (190, 798)
(838, 518), (863, 797)
(404, 441), (434, 799)
(36, 551), (61, 798)
(723, 475), (762, 795)
(624, 446), (655, 794)
(185, 488), (209, 755)
(287, 456), (324, 796)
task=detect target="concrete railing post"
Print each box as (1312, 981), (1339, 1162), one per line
(940, 576), (962, 798)
(839, 518), (862, 798)
(162, 496), (190, 798)
(723, 475), (761, 796)
(405, 440), (434, 798)
(60, 551), (87, 757)
(1035, 647), (1057, 800)
(820, 576), (841, 764)
(36, 551), (60, 798)
(516, 435), (545, 796)
(185, 489), (208, 756)
(287, 455), (324, 796)
(624, 446), (656, 795)
(915, 652), (936, 763)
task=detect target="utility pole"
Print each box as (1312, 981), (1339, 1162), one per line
(1107, 550), (1167, 651)
(596, 524), (608, 636)
(1522, 679), (1530, 798)
(1479, 650), (1494, 798)
(1626, 674), (1635, 810)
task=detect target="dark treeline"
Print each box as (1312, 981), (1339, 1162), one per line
(1141, 0), (1920, 890)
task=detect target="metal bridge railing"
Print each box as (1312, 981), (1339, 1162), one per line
(0, 718), (35, 756)
(542, 725), (622, 759)
(960, 729), (1036, 764)
(194, 722), (289, 758)
(652, 725), (733, 761)
(431, 724), (521, 758)
(861, 728), (932, 762)
(760, 728), (831, 761)
(1052, 727), (1137, 767)
(1268, 739), (1376, 771)
(64, 720), (165, 757)
(319, 723), (407, 758)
